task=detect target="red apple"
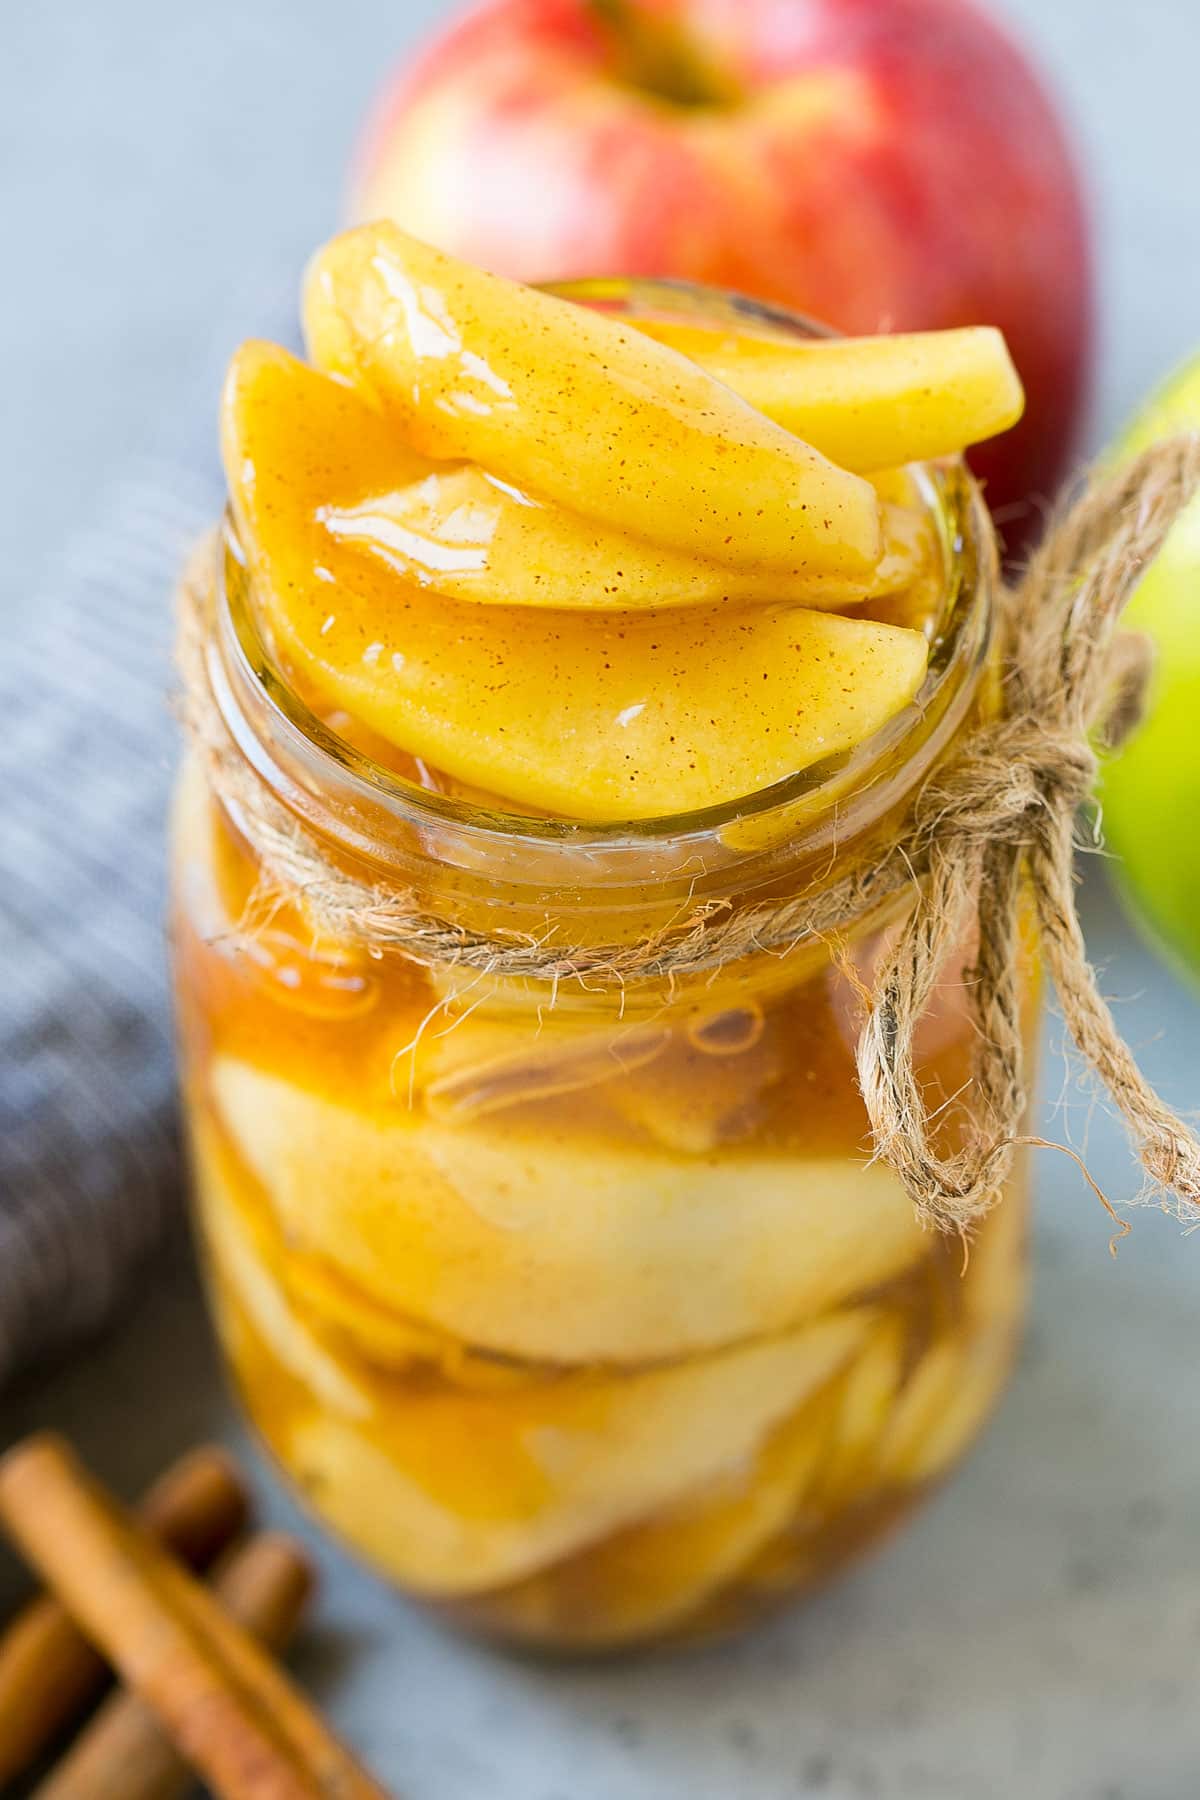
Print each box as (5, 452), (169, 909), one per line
(350, 0), (1093, 532)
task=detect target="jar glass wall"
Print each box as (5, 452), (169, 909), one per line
(171, 285), (1035, 1654)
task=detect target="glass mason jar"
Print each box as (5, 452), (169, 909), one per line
(170, 283), (1037, 1654)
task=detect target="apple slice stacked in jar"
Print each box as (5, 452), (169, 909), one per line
(181, 223), (1028, 1645)
(226, 225), (1020, 821)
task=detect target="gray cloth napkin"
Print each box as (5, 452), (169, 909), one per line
(0, 253), (303, 1387)
(0, 461), (222, 1384)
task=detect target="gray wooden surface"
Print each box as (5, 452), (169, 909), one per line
(5, 4), (1200, 1795)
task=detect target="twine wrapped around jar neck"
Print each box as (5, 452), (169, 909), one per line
(177, 435), (1200, 1234)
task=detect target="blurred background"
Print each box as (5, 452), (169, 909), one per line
(5, 3), (1200, 1796)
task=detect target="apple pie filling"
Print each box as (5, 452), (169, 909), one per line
(171, 227), (1034, 1650)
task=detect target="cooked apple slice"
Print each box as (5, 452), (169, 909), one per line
(607, 1013), (785, 1154)
(635, 321), (1025, 471)
(302, 223), (883, 576)
(289, 590), (928, 820)
(411, 1014), (674, 1124)
(324, 474), (925, 613)
(875, 1328), (1014, 1488)
(211, 1057), (929, 1364)
(456, 1384), (837, 1647)
(322, 467), (767, 611)
(198, 1107), (546, 1388)
(815, 1313), (907, 1505)
(192, 1118), (373, 1423)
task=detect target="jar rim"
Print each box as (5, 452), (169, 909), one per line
(211, 279), (995, 882)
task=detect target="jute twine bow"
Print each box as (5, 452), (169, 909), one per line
(178, 435), (1200, 1235)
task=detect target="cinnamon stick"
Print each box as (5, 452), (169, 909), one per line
(0, 1443), (247, 1787)
(33, 1531), (314, 1800)
(0, 1435), (392, 1800)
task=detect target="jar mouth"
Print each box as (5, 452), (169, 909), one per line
(213, 279), (994, 869)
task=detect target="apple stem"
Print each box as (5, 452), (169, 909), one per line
(584, 0), (738, 109)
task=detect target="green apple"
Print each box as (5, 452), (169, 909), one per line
(1101, 353), (1200, 978)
